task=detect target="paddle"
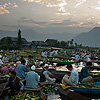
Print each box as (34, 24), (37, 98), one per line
(53, 75), (62, 81)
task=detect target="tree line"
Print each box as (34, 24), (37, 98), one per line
(0, 29), (84, 50)
(0, 29), (22, 50)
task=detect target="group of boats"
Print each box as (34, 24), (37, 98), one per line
(1, 52), (100, 100)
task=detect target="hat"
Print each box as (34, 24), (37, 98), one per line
(31, 65), (36, 70)
(44, 64), (49, 68)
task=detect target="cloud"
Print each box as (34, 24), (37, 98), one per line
(21, 0), (67, 13)
(95, 1), (100, 10)
(50, 19), (78, 26)
(0, 1), (18, 14)
(74, 0), (87, 8)
(0, 3), (10, 14)
(17, 17), (48, 25)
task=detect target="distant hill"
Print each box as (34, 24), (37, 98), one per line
(0, 29), (77, 42)
(74, 27), (100, 47)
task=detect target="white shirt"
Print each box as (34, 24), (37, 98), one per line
(2, 56), (9, 63)
(69, 69), (79, 86)
(43, 70), (56, 82)
(0, 59), (3, 67)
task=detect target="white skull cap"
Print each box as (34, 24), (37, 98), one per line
(31, 65), (36, 70)
(44, 64), (49, 68)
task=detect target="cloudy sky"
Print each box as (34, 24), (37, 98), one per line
(0, 0), (100, 34)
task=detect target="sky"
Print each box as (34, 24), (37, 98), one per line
(0, 0), (100, 34)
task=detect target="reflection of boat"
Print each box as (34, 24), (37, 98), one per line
(59, 82), (100, 99)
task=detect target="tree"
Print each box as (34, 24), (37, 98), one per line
(70, 39), (74, 47)
(17, 29), (22, 48)
(75, 42), (78, 48)
(6, 37), (12, 45)
(60, 41), (66, 48)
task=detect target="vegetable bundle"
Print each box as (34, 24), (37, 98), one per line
(9, 92), (42, 100)
(41, 85), (55, 93)
(79, 83), (100, 88)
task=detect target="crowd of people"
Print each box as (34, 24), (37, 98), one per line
(0, 48), (100, 95)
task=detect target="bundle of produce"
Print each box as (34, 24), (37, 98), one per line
(9, 92), (43, 100)
(79, 83), (100, 88)
(94, 72), (100, 75)
(41, 84), (55, 93)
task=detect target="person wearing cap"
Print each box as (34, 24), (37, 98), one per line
(0, 55), (3, 68)
(6, 71), (24, 95)
(16, 59), (28, 80)
(40, 64), (56, 83)
(62, 64), (79, 86)
(79, 62), (93, 83)
(2, 54), (9, 63)
(27, 55), (35, 67)
(25, 65), (40, 89)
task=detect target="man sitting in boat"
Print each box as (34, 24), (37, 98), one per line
(2, 54), (9, 63)
(25, 65), (40, 89)
(79, 62), (93, 83)
(62, 64), (79, 86)
(27, 55), (35, 67)
(40, 64), (56, 83)
(16, 59), (28, 80)
(0, 55), (3, 68)
(6, 71), (24, 95)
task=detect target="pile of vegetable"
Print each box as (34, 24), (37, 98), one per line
(41, 85), (55, 93)
(9, 92), (42, 100)
(79, 83), (100, 88)
(94, 72), (100, 75)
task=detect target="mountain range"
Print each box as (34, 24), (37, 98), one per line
(74, 27), (100, 47)
(0, 29), (77, 42)
(0, 27), (100, 47)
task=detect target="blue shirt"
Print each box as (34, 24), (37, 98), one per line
(79, 66), (90, 82)
(25, 71), (40, 89)
(16, 64), (28, 80)
(75, 55), (80, 61)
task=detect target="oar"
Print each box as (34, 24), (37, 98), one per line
(53, 76), (62, 81)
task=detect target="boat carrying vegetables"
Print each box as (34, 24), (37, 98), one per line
(79, 83), (100, 88)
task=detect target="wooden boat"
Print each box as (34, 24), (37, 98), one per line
(59, 82), (100, 99)
(54, 56), (75, 60)
(35, 68), (70, 79)
(55, 60), (79, 65)
(58, 86), (90, 100)
(90, 66), (100, 70)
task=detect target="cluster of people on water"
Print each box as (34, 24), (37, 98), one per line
(0, 48), (100, 96)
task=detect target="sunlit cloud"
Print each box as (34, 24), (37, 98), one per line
(0, 2), (18, 14)
(21, 0), (67, 13)
(13, 4), (18, 8)
(87, 17), (94, 21)
(95, 1), (100, 10)
(0, 4), (10, 14)
(56, 12), (70, 16)
(74, 0), (87, 8)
